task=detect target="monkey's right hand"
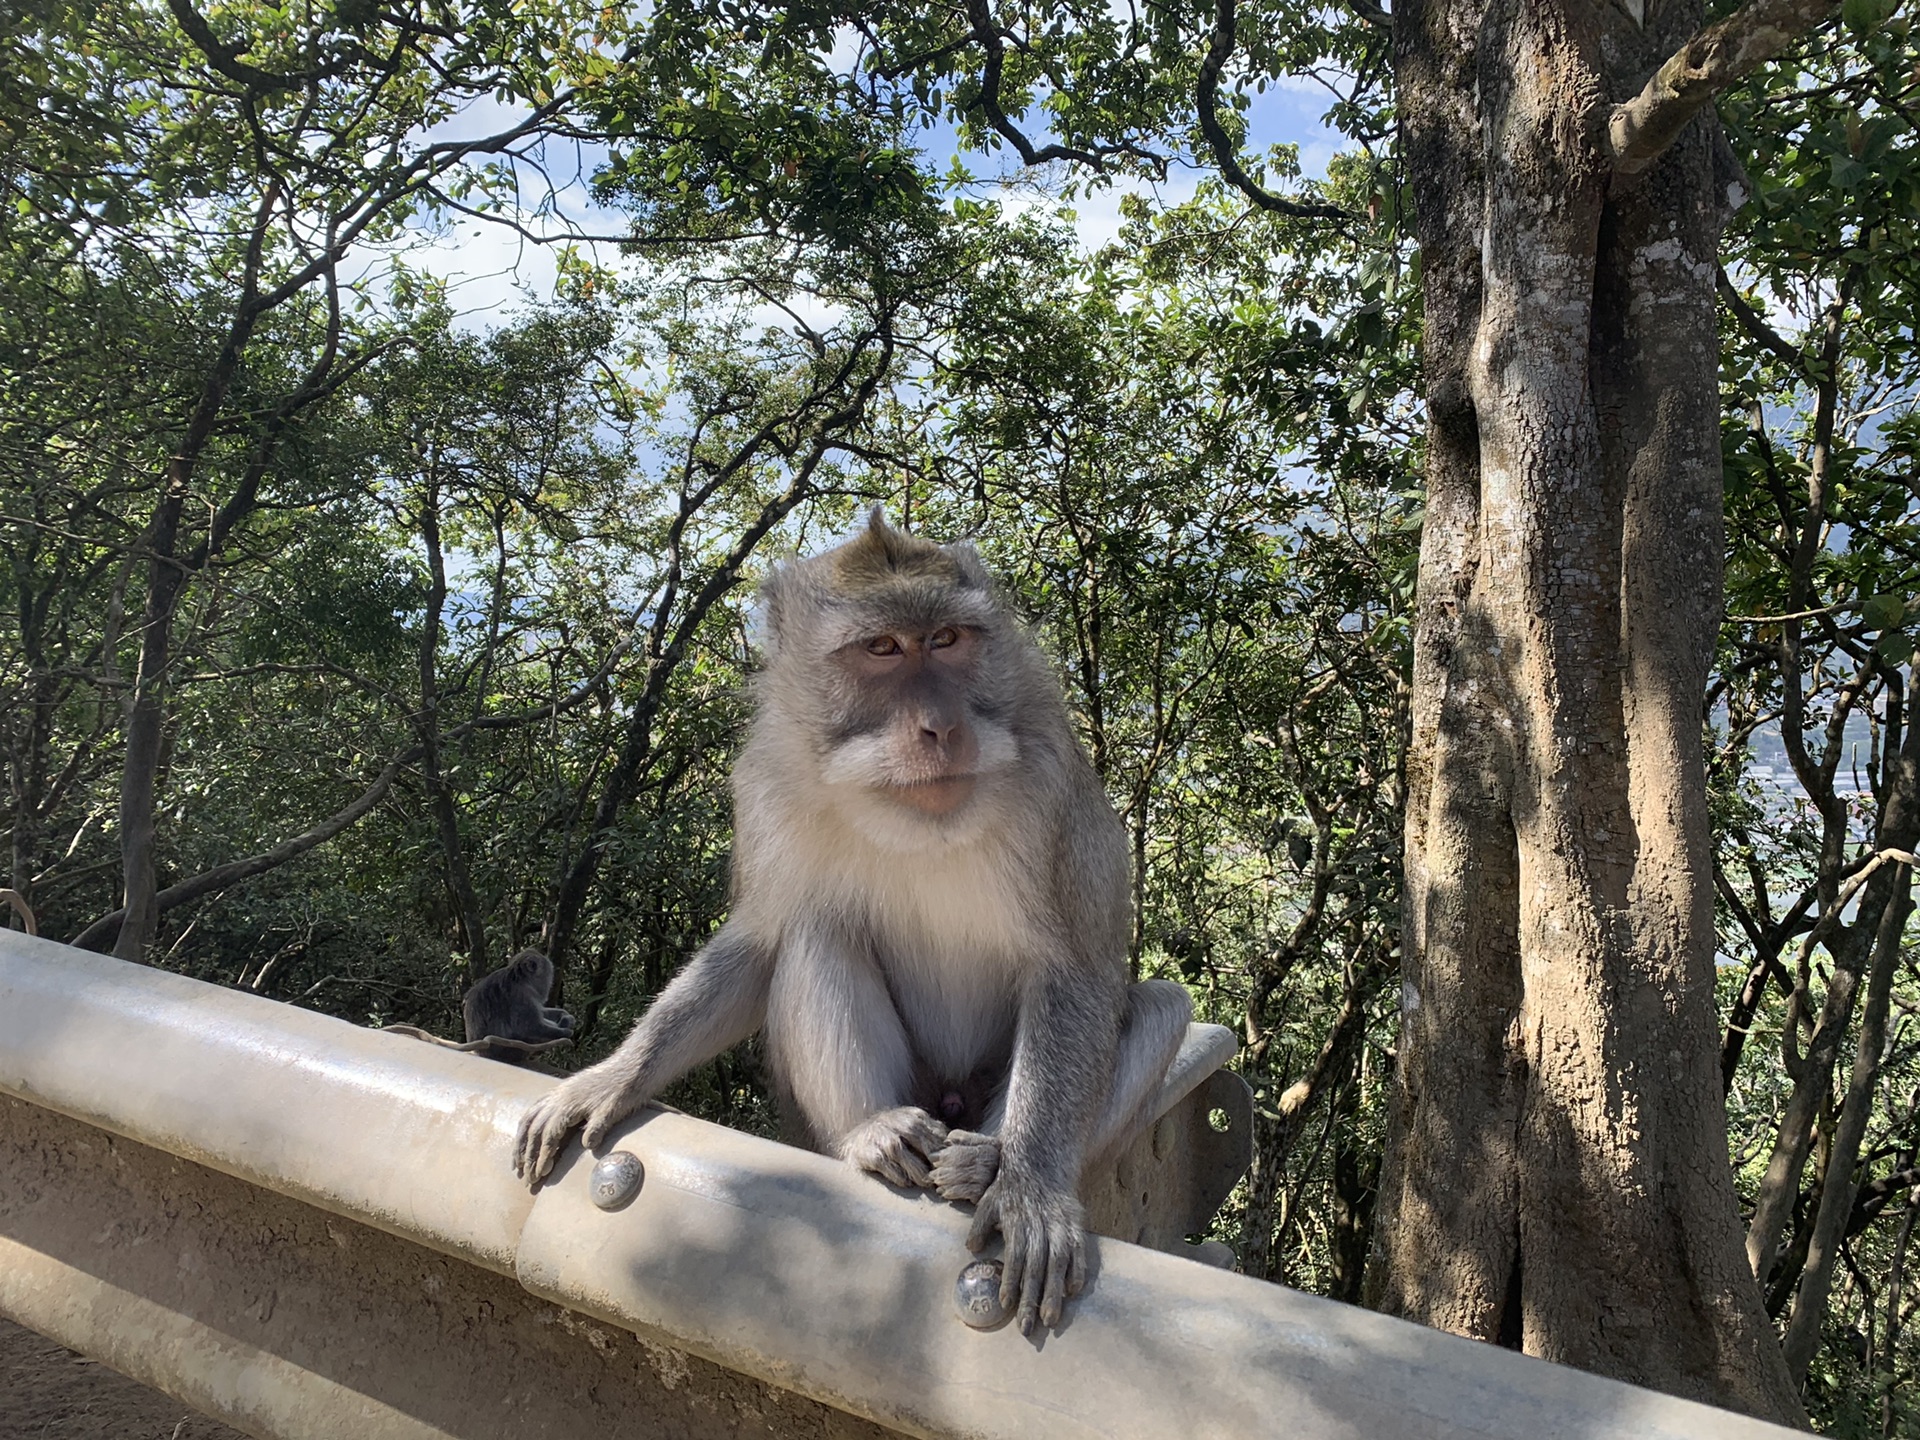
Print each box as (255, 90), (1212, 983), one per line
(512, 1068), (642, 1185)
(836, 1106), (949, 1189)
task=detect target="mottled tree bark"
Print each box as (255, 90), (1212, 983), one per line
(1367, 0), (1811, 1423)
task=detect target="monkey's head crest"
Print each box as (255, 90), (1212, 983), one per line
(756, 508), (992, 655)
(829, 508), (966, 587)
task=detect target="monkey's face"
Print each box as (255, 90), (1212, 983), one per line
(813, 621), (1018, 823)
(750, 513), (1027, 849)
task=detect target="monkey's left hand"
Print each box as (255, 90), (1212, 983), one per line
(966, 1162), (1087, 1335)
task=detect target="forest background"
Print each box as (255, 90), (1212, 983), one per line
(2, 0), (1915, 1431)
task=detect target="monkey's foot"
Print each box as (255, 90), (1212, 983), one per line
(968, 1166), (1088, 1336)
(930, 1129), (1000, 1204)
(838, 1106), (948, 1190)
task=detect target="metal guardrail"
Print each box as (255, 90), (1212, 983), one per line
(0, 930), (1798, 1439)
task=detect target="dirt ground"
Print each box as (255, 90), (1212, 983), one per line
(0, 1316), (245, 1439)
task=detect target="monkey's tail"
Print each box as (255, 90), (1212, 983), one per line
(0, 889), (37, 937)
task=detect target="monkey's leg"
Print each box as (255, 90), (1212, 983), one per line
(766, 922), (947, 1190)
(513, 922), (771, 1183)
(931, 979), (1192, 1203)
(1088, 978), (1193, 1161)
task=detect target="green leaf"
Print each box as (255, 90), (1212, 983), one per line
(1863, 594), (1905, 629)
(1875, 629), (1915, 664)
(1842, 0), (1896, 31)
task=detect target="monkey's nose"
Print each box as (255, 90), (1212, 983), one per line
(920, 719), (957, 747)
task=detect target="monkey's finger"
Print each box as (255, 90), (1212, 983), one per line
(581, 1103), (615, 1149)
(515, 1107), (555, 1181)
(1065, 1234), (1088, 1297)
(1016, 1228), (1048, 1336)
(1041, 1232), (1071, 1329)
(511, 1112), (534, 1178)
(966, 1189), (1001, 1253)
(1001, 1252), (1027, 1327)
(532, 1117), (571, 1183)
(998, 1211), (1028, 1314)
(894, 1148), (934, 1189)
(906, 1116), (949, 1159)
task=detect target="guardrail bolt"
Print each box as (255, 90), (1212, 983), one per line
(954, 1258), (1010, 1330)
(589, 1151), (644, 1211)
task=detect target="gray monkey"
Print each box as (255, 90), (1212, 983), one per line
(513, 512), (1192, 1334)
(463, 948), (576, 1061)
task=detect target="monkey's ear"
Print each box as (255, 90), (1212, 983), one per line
(754, 563), (795, 654)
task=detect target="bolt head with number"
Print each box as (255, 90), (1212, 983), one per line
(954, 1258), (1010, 1330)
(589, 1151), (644, 1211)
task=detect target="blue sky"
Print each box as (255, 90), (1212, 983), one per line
(405, 67), (1347, 324)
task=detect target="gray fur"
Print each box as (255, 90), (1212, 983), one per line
(511, 512), (1193, 1334)
(463, 948), (576, 1061)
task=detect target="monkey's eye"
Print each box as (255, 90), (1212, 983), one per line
(864, 635), (903, 657)
(929, 627), (960, 649)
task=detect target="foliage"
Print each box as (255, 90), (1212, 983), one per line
(1714, 13), (1920, 1431)
(3, 0), (1917, 1426)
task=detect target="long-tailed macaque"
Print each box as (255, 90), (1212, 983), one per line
(513, 512), (1191, 1333)
(462, 948), (575, 1060)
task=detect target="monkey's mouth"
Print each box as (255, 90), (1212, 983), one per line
(882, 775), (977, 816)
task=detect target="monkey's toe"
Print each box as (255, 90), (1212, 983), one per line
(931, 1129), (1000, 1204)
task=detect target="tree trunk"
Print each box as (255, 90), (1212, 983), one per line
(415, 465), (491, 983)
(1781, 861), (1915, 1382)
(113, 284), (267, 962)
(114, 457), (197, 963)
(1368, 0), (1804, 1422)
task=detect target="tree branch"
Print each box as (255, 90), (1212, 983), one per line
(961, 0), (1120, 171)
(165, 0), (301, 89)
(1717, 266), (1803, 368)
(72, 748), (419, 952)
(165, 0), (359, 90)
(1851, 1167), (1920, 1239)
(1197, 0), (1354, 221)
(1606, 0), (1839, 175)
(1345, 0), (1392, 30)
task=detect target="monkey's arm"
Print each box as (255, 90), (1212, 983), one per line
(512, 921), (773, 1183)
(966, 951), (1124, 1335)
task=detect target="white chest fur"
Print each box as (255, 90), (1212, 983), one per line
(861, 841), (1031, 1076)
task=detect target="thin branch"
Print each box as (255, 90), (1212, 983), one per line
(165, 0), (309, 90)
(1717, 266), (1804, 369)
(1607, 0), (1840, 175)
(1729, 602), (1846, 625)
(72, 748), (419, 951)
(1196, 0), (1354, 221)
(961, 0), (1115, 170)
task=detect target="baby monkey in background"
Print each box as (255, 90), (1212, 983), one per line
(462, 948), (575, 1061)
(513, 511), (1191, 1334)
